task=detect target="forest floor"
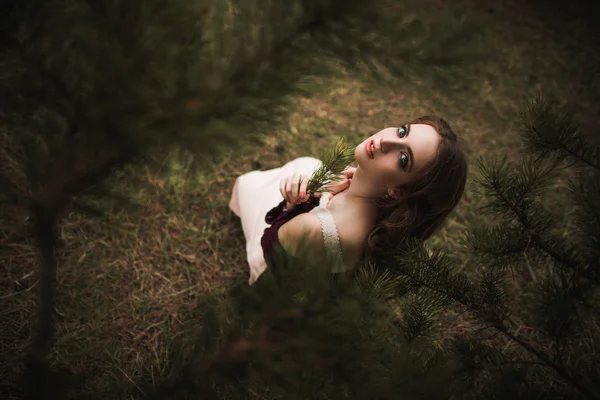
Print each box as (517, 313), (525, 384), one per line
(1, 0), (598, 398)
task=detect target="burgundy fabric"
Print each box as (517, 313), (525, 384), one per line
(260, 194), (321, 268)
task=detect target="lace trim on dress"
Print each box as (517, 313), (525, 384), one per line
(311, 194), (347, 273)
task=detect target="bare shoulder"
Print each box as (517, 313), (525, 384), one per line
(334, 213), (372, 266)
(277, 212), (324, 256)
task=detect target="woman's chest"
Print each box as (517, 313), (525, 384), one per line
(329, 209), (373, 266)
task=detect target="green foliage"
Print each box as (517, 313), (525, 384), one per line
(306, 137), (354, 194)
(0, 0), (487, 222)
(395, 240), (473, 308)
(385, 96), (600, 399)
(354, 261), (400, 301)
(0, 0), (507, 398)
(395, 291), (440, 343)
(150, 245), (460, 400)
(567, 171), (600, 267)
(519, 97), (599, 169)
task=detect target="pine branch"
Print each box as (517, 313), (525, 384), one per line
(467, 224), (529, 261)
(474, 156), (590, 281)
(396, 292), (440, 343)
(399, 242), (598, 399)
(473, 268), (510, 326)
(474, 156), (556, 220)
(531, 275), (585, 340)
(498, 327), (598, 399)
(519, 96), (600, 171)
(567, 172), (600, 269)
(394, 241), (487, 317)
(306, 137), (354, 194)
(354, 262), (400, 301)
(148, 250), (415, 400)
(147, 309), (306, 399)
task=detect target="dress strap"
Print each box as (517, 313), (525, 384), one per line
(311, 208), (347, 273)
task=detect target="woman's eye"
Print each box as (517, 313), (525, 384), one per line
(400, 153), (409, 169)
(397, 126), (407, 138)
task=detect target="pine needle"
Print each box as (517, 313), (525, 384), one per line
(306, 137), (354, 195)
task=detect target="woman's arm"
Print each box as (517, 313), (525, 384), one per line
(276, 212), (357, 279)
(277, 212), (325, 260)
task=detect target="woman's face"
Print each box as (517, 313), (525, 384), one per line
(355, 123), (441, 189)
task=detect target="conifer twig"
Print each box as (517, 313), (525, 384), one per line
(306, 137), (354, 195)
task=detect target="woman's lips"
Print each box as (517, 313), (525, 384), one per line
(365, 140), (375, 159)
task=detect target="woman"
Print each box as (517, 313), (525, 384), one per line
(230, 115), (468, 285)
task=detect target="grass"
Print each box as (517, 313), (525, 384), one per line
(1, 0), (599, 398)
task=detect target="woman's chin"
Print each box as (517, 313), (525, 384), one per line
(354, 145), (365, 164)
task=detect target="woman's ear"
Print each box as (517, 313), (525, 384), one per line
(387, 188), (401, 200)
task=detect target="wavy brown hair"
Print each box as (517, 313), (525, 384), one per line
(366, 115), (468, 257)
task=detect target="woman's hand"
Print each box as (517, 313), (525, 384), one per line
(327, 166), (355, 195)
(280, 174), (310, 210)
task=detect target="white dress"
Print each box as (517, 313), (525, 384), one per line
(229, 157), (348, 285)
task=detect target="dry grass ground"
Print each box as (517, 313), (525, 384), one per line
(1, 0), (599, 398)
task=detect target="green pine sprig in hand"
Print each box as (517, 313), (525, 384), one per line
(274, 137), (355, 213)
(306, 137), (355, 195)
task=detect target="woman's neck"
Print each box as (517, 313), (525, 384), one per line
(329, 166), (381, 216)
(346, 166), (385, 200)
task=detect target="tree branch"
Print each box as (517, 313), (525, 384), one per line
(400, 261), (598, 399)
(25, 203), (58, 399)
(497, 327), (597, 399)
(490, 177), (596, 283)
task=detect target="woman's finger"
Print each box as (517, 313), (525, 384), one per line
(343, 167), (356, 179)
(280, 178), (290, 203)
(336, 178), (350, 194)
(285, 174), (296, 202)
(299, 175), (309, 200)
(288, 175), (296, 201)
(289, 174), (301, 201)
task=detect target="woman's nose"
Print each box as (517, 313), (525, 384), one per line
(380, 136), (404, 154)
